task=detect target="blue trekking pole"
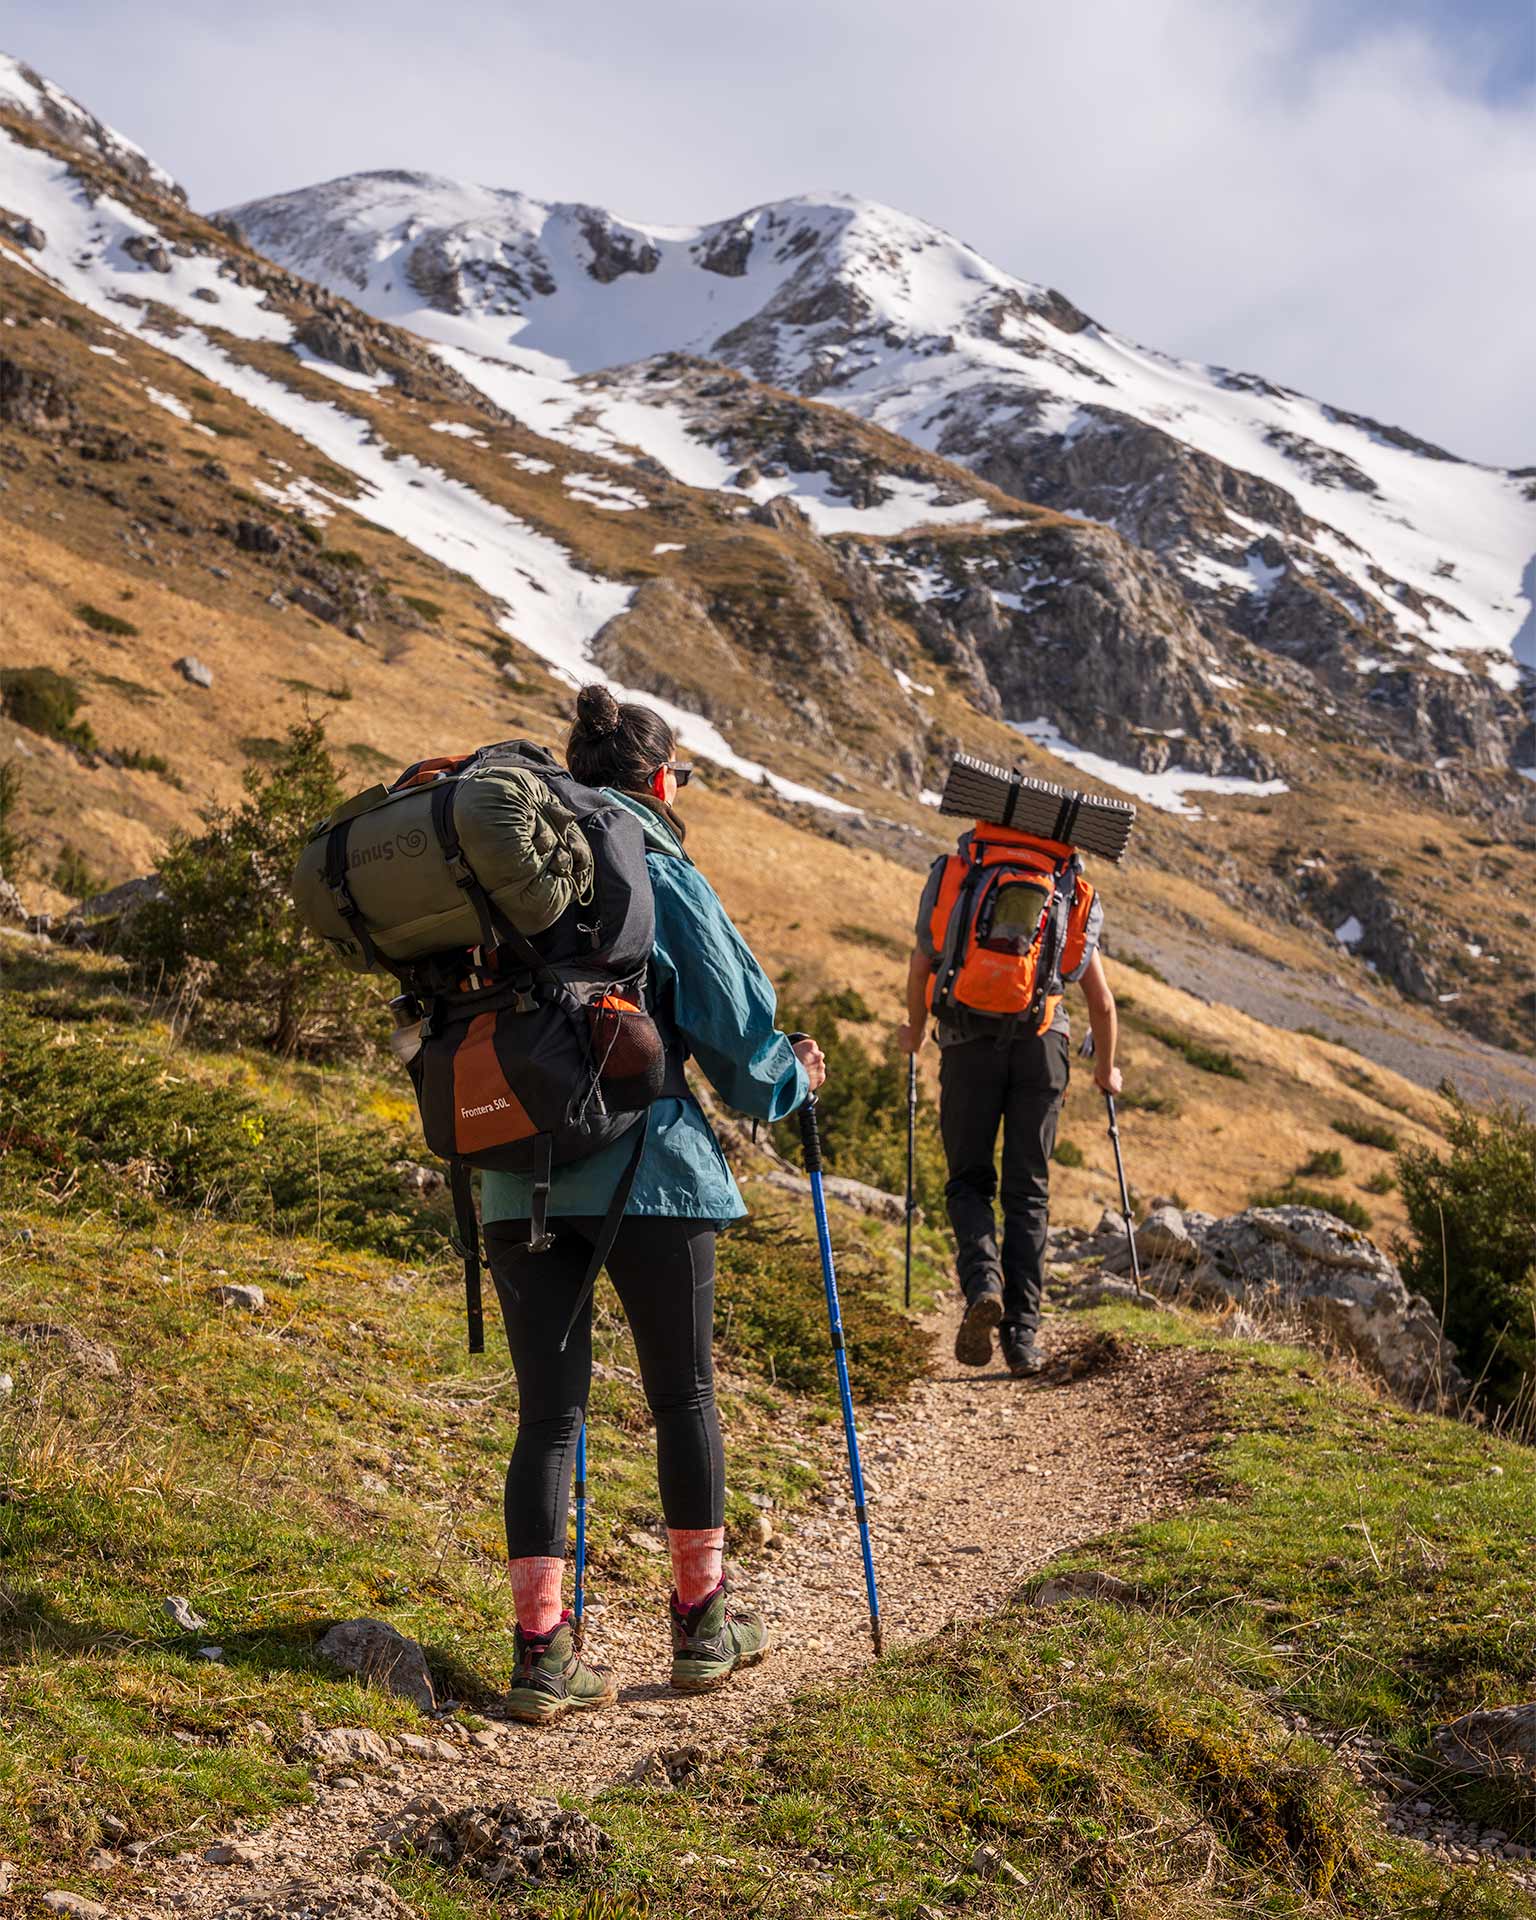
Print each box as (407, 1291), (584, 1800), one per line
(791, 1045), (883, 1655)
(572, 1422), (588, 1648)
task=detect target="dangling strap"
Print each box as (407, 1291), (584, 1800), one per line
(556, 1123), (648, 1354)
(449, 1160), (485, 1354)
(529, 1132), (555, 1254)
(323, 818), (408, 982)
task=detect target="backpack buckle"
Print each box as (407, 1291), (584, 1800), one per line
(328, 877), (358, 918)
(448, 853), (476, 890)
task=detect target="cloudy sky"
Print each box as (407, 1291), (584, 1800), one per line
(14, 0), (1535, 464)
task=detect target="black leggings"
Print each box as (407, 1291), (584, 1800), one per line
(485, 1215), (723, 1560)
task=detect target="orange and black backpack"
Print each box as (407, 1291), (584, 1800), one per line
(926, 823), (1102, 1037)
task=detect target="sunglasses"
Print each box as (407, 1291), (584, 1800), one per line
(664, 762), (694, 788)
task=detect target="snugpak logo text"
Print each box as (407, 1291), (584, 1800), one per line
(345, 827), (431, 870)
(461, 1096), (512, 1120)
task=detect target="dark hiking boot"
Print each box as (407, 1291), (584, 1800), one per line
(504, 1613), (617, 1725)
(670, 1580), (768, 1692)
(954, 1279), (1004, 1366)
(1002, 1326), (1045, 1378)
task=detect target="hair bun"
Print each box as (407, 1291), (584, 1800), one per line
(575, 683), (621, 737)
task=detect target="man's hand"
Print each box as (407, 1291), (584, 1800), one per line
(896, 1021), (926, 1056)
(792, 1035), (827, 1091)
(1094, 1061), (1123, 1096)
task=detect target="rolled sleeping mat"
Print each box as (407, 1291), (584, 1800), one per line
(293, 763), (594, 972)
(940, 753), (1136, 862)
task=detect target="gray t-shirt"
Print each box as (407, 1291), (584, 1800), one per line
(915, 850), (1100, 1045)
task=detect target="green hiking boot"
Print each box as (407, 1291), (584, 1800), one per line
(504, 1613), (617, 1725)
(670, 1581), (769, 1692)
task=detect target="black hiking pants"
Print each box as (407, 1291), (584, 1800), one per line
(938, 1027), (1070, 1337)
(486, 1214), (723, 1561)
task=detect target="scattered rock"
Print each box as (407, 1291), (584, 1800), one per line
(197, 1645), (224, 1662)
(1134, 1205), (1203, 1266)
(233, 518), (282, 555)
(625, 1529), (665, 1554)
(1026, 1569), (1138, 1608)
(0, 1373), (12, 1400)
(163, 1594), (208, 1632)
(204, 1840), (263, 1866)
(0, 868), (26, 926)
(123, 232), (171, 273)
(760, 1168), (910, 1222)
(42, 1894), (110, 1919)
(173, 654), (214, 689)
(0, 1861), (14, 1894)
(1433, 1703), (1536, 1782)
(299, 1726), (392, 1769)
(317, 1619), (436, 1712)
(208, 1873), (415, 1918)
(627, 1745), (706, 1790)
(10, 1321), (120, 1377)
(391, 1161), (445, 1198)
(365, 1793), (612, 1888)
(210, 1282), (265, 1312)
(294, 316), (381, 378)
(972, 1842), (1028, 1885)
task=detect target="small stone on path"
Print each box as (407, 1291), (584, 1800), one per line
(317, 1619), (435, 1712)
(163, 1595), (207, 1631)
(211, 1283), (265, 1312)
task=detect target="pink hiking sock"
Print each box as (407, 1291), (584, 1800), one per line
(509, 1556), (565, 1636)
(668, 1526), (725, 1608)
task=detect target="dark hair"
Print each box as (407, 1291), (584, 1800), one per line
(566, 684), (675, 791)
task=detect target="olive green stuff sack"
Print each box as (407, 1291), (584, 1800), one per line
(293, 763), (594, 973)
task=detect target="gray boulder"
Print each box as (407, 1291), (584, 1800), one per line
(174, 654), (214, 689)
(0, 867), (25, 927)
(300, 1725), (393, 1768)
(210, 1283), (265, 1313)
(318, 1619), (435, 1712)
(1196, 1206), (1460, 1403)
(1432, 1704), (1536, 1782)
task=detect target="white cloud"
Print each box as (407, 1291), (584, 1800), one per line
(11, 0), (1535, 463)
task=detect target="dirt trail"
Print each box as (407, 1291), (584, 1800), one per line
(126, 1306), (1206, 1918)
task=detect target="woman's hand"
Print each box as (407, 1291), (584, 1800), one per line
(792, 1035), (827, 1091)
(1094, 1061), (1123, 1096)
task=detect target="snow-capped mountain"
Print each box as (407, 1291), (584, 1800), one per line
(224, 171), (1533, 723)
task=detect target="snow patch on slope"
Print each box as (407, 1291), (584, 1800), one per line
(1011, 716), (1289, 819)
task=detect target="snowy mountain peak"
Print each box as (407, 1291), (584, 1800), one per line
(0, 51), (183, 201)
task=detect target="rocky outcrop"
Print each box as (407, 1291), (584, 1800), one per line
(366, 1795), (612, 1888)
(1433, 1704), (1536, 1783)
(294, 314), (380, 377)
(0, 351), (75, 432)
(1322, 866), (1437, 1002)
(1088, 1203), (1463, 1405)
(317, 1619), (435, 1712)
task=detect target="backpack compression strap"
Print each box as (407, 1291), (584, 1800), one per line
(323, 818), (409, 983)
(428, 778), (559, 982)
(448, 1159), (486, 1353)
(555, 1122), (649, 1355)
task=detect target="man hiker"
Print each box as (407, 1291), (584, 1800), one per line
(898, 820), (1122, 1376)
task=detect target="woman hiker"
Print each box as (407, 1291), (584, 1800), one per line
(484, 685), (826, 1725)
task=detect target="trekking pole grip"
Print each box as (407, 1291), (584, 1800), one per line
(788, 1032), (822, 1170)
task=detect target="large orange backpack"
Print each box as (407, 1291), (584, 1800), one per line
(927, 824), (1101, 1036)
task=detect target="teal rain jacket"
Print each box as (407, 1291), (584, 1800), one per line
(479, 790), (807, 1225)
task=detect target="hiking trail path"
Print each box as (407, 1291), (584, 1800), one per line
(125, 1303), (1205, 1918)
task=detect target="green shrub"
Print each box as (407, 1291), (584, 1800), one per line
(1363, 1170), (1396, 1196)
(1118, 952), (1166, 982)
(1396, 1091), (1536, 1415)
(1298, 1148), (1345, 1179)
(401, 594), (445, 623)
(74, 601), (139, 637)
(715, 1215), (930, 1402)
(833, 922), (908, 961)
(1117, 1088), (1182, 1116)
(1052, 1138), (1085, 1168)
(122, 719), (383, 1058)
(1251, 1183), (1372, 1231)
(50, 844), (100, 901)
(1332, 1117), (1399, 1152)
(0, 667), (97, 751)
(773, 991), (946, 1214)
(326, 548), (369, 571)
(0, 760), (26, 876)
(1141, 1022), (1246, 1079)
(818, 984), (875, 1023)
(0, 1000), (433, 1257)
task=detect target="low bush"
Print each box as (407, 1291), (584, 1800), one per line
(1117, 1087), (1182, 1115)
(1052, 1138), (1085, 1168)
(0, 667), (97, 751)
(1363, 1169), (1396, 1195)
(122, 719), (383, 1058)
(1298, 1147), (1345, 1179)
(1396, 1090), (1536, 1417)
(0, 1000), (434, 1256)
(1332, 1116), (1399, 1151)
(1141, 1022), (1247, 1079)
(833, 921), (908, 961)
(401, 594), (445, 623)
(49, 844), (100, 901)
(1250, 1182), (1372, 1231)
(715, 1212), (931, 1403)
(74, 601), (139, 637)
(1118, 951), (1166, 982)
(0, 760), (26, 875)
(773, 990), (946, 1214)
